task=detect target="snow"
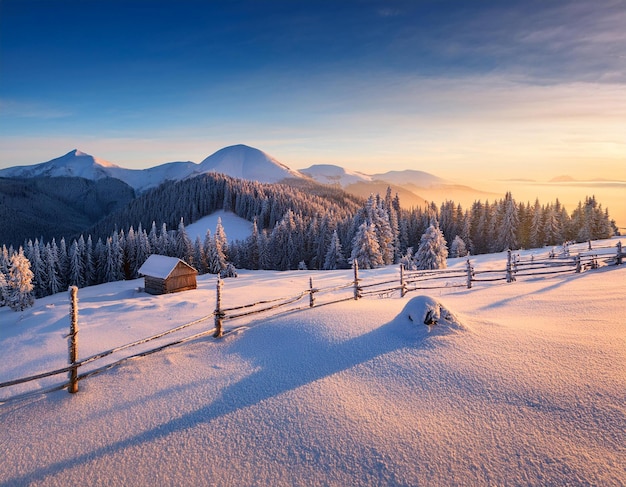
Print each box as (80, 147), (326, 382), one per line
(185, 210), (254, 243)
(1, 239), (625, 486)
(137, 255), (194, 280)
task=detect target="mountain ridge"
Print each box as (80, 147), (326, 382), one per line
(1, 145), (454, 195)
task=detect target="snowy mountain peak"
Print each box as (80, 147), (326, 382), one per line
(196, 144), (304, 184)
(0, 149), (120, 180)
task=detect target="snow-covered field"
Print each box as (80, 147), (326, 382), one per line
(1, 239), (625, 486)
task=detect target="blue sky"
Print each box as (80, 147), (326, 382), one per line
(1, 0), (625, 181)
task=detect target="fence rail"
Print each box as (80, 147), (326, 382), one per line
(1, 239), (624, 404)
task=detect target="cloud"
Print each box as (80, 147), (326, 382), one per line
(0, 99), (72, 119)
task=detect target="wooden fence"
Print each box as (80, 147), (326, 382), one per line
(1, 240), (624, 404)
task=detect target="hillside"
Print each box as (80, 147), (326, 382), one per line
(1, 241), (624, 486)
(85, 172), (363, 242)
(0, 176), (135, 247)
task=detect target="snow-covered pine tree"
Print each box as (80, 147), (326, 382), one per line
(496, 192), (519, 251)
(57, 237), (69, 289)
(28, 240), (46, 298)
(193, 236), (207, 274)
(148, 221), (159, 253)
(103, 237), (121, 283)
(133, 227), (150, 278)
(6, 250), (35, 311)
(68, 240), (84, 287)
(124, 226), (138, 278)
(214, 217), (229, 268)
(542, 205), (561, 245)
(205, 232), (220, 275)
(246, 218), (260, 270)
(176, 218), (194, 265)
(323, 229), (346, 270)
(44, 243), (62, 295)
(159, 223), (172, 256)
(93, 238), (106, 284)
(351, 222), (383, 269)
(414, 224), (448, 270)
(258, 230), (273, 270)
(372, 202), (395, 265)
(85, 235), (96, 286)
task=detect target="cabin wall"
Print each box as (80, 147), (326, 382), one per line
(143, 266), (197, 295)
(164, 274), (197, 293)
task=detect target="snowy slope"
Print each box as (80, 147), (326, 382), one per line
(106, 160), (198, 193)
(1, 239), (625, 486)
(0, 149), (119, 180)
(194, 144), (305, 184)
(185, 210), (254, 243)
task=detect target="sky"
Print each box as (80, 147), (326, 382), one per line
(1, 0), (625, 182)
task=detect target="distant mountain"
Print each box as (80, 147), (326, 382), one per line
(371, 169), (448, 188)
(0, 150), (119, 180)
(194, 144), (305, 184)
(299, 164), (372, 186)
(300, 165), (494, 208)
(550, 175), (577, 183)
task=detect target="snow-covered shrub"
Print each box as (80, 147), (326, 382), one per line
(400, 247), (416, 271)
(220, 263), (238, 278)
(6, 251), (35, 311)
(0, 271), (7, 307)
(450, 236), (468, 258)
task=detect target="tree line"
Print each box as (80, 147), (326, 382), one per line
(0, 172), (618, 310)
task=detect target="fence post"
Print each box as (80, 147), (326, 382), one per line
(617, 241), (623, 265)
(400, 264), (407, 297)
(506, 249), (516, 283)
(353, 260), (361, 300)
(214, 276), (224, 338)
(309, 277), (316, 307)
(576, 255), (582, 273)
(466, 258), (473, 289)
(68, 286), (79, 394)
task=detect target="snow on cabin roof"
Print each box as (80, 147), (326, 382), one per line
(138, 255), (197, 280)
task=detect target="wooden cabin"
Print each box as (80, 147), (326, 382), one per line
(138, 255), (198, 295)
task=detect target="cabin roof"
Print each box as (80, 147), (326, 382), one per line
(138, 255), (197, 280)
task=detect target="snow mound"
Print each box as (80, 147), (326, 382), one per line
(394, 295), (467, 336)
